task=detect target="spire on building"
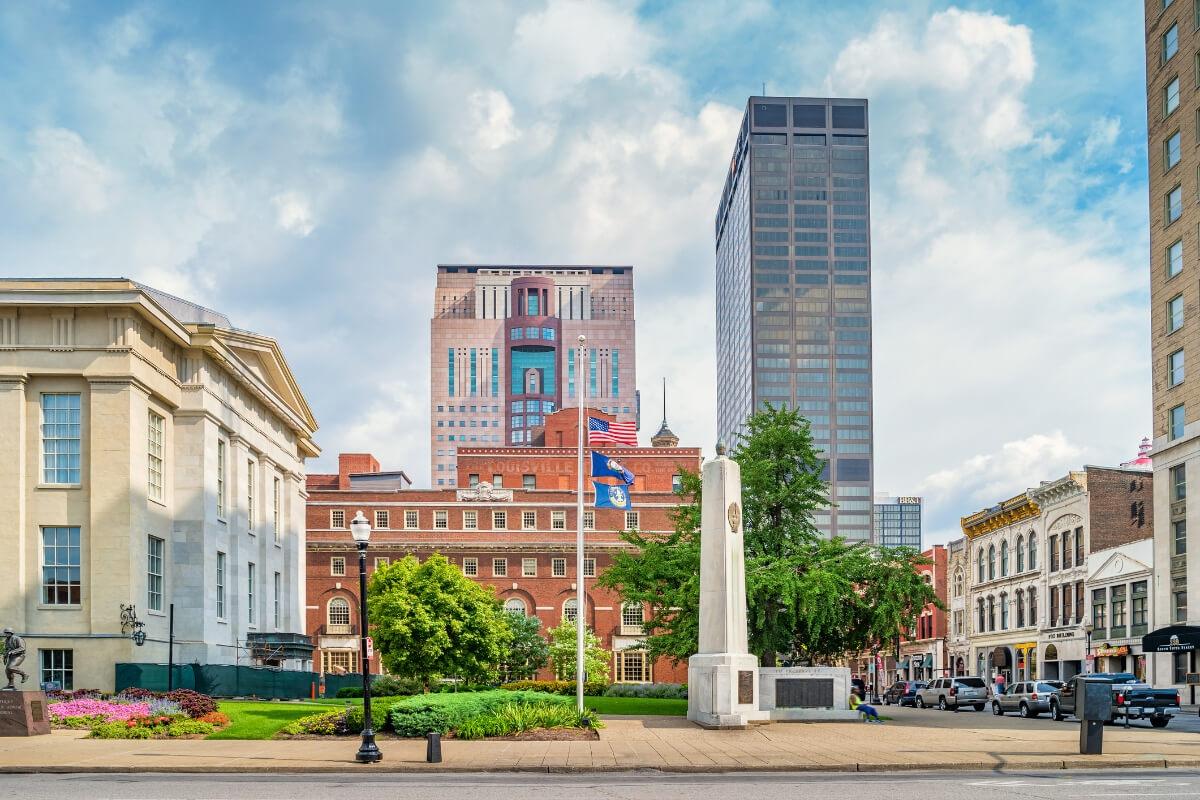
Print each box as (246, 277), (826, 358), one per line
(651, 377), (679, 448)
(1120, 437), (1153, 471)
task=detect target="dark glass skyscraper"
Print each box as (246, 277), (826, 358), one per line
(715, 97), (874, 541)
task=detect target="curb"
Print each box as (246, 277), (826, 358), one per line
(0, 758), (1195, 775)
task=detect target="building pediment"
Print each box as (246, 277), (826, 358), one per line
(1089, 550), (1152, 583)
(456, 482), (514, 501)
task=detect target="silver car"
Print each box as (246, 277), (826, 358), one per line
(916, 676), (990, 711)
(991, 680), (1064, 718)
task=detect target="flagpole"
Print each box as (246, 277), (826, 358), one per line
(575, 334), (586, 713)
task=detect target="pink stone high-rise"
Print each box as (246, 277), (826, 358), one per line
(430, 265), (638, 485)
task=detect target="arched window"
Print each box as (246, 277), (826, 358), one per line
(953, 569), (963, 598)
(1016, 535), (1025, 572)
(1028, 533), (1037, 570)
(504, 597), (527, 616)
(1028, 587), (1037, 625)
(977, 598), (985, 631)
(1016, 589), (1025, 627)
(977, 549), (985, 582)
(327, 597), (350, 629)
(1000, 591), (1009, 629)
(987, 545), (996, 581)
(1000, 541), (1009, 576)
(562, 598), (579, 622)
(987, 596), (996, 631)
(1061, 530), (1072, 569)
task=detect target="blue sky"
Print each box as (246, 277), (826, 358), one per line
(0, 1), (1152, 544)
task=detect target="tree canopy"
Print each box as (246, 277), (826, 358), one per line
(367, 553), (513, 687)
(546, 619), (610, 682)
(599, 404), (940, 666)
(503, 611), (550, 681)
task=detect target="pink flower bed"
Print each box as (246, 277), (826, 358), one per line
(49, 699), (150, 722)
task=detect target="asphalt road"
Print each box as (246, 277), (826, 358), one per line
(879, 700), (1200, 733)
(5, 769), (1200, 800)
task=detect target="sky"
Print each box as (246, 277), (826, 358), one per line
(0, 0), (1153, 545)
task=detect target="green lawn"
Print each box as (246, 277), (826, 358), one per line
(584, 696), (687, 716)
(210, 701), (330, 740)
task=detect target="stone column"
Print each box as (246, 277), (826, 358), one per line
(687, 445), (768, 728)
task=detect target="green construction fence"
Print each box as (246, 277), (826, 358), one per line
(115, 663), (364, 699)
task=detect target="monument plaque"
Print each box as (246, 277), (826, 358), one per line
(738, 670), (754, 704)
(0, 691), (51, 737)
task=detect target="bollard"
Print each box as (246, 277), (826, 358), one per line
(426, 731), (442, 763)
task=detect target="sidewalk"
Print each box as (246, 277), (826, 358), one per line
(1, 717), (1198, 774)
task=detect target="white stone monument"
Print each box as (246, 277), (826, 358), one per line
(687, 444), (770, 728)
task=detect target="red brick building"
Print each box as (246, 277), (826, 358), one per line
(306, 410), (698, 684)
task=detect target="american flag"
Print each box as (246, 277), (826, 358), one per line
(587, 416), (637, 447)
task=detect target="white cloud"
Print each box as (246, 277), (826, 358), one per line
(28, 127), (116, 214)
(1083, 115), (1121, 159)
(272, 191), (315, 237)
(831, 8), (1036, 157)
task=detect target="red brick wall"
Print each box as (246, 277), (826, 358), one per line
(1085, 467), (1154, 552)
(306, 474), (692, 685)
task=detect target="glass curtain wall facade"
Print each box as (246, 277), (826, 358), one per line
(715, 97), (874, 540)
(874, 495), (923, 549)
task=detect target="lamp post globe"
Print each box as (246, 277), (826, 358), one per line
(350, 511), (382, 763)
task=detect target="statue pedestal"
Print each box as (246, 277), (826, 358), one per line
(688, 653), (769, 729)
(0, 691), (51, 736)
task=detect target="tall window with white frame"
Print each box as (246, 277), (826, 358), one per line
(247, 461), (255, 532)
(147, 536), (164, 613)
(42, 526), (81, 605)
(273, 572), (281, 629)
(147, 411), (164, 502)
(41, 393), (81, 485)
(1168, 240), (1184, 278)
(216, 552), (226, 620)
(1169, 349), (1186, 387)
(272, 476), (281, 543)
(1170, 403), (1186, 439)
(216, 440), (227, 519)
(247, 562), (256, 626)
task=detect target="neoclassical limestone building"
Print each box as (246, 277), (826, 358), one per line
(0, 279), (319, 690)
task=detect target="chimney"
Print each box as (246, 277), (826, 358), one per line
(338, 453), (381, 489)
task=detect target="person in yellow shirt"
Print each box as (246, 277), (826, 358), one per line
(849, 691), (883, 723)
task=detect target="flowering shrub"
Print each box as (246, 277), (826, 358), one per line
(114, 687), (156, 701)
(49, 699), (151, 724)
(164, 689), (217, 719)
(146, 698), (183, 717)
(197, 711), (230, 726)
(90, 719), (215, 739)
(45, 689), (102, 702)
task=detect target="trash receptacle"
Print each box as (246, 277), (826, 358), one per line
(1080, 678), (1112, 755)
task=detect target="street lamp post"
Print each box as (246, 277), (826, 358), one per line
(1085, 622), (1094, 675)
(350, 511), (382, 764)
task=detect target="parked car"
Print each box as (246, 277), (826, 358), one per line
(990, 680), (1064, 718)
(882, 680), (928, 707)
(916, 676), (990, 711)
(1050, 673), (1181, 727)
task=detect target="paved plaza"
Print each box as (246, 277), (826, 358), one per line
(1, 713), (1197, 774)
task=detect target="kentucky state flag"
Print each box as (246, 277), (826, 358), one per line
(590, 450), (634, 485)
(593, 481), (632, 510)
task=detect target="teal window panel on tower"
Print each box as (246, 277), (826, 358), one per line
(589, 348), (597, 397)
(568, 349), (575, 396)
(611, 349), (619, 397)
(510, 349), (556, 394)
(491, 350), (499, 397)
(448, 348), (455, 397)
(470, 348), (477, 396)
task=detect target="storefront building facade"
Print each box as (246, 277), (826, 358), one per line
(947, 537), (970, 676)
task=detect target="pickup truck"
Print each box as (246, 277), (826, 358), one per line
(1050, 672), (1182, 728)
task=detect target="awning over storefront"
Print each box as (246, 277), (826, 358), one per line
(1142, 625), (1200, 653)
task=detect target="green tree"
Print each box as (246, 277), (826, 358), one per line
(546, 619), (610, 682)
(599, 404), (940, 666)
(367, 553), (513, 689)
(503, 612), (550, 681)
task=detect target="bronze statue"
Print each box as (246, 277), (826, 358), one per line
(3, 628), (28, 690)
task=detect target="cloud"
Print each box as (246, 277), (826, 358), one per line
(831, 8), (1036, 157)
(272, 192), (316, 237)
(1083, 115), (1121, 159)
(28, 127), (116, 214)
